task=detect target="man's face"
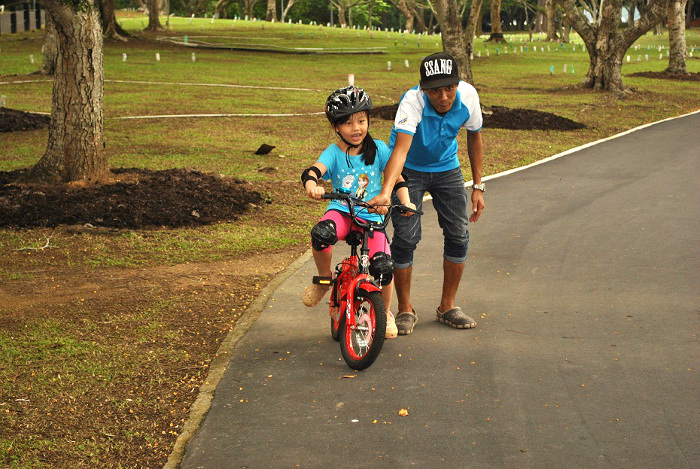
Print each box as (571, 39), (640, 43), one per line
(424, 84), (458, 115)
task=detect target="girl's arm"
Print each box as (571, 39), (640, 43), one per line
(302, 162), (328, 200)
(393, 175), (416, 216)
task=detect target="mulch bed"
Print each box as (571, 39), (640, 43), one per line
(0, 107), (50, 132)
(627, 70), (700, 81)
(372, 103), (587, 131)
(0, 168), (265, 228)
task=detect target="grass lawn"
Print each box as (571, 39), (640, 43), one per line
(1, 13), (699, 468)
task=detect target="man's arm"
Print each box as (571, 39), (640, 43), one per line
(369, 132), (414, 207)
(467, 130), (485, 222)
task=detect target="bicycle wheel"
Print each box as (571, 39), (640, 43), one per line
(339, 290), (386, 370)
(330, 316), (341, 341)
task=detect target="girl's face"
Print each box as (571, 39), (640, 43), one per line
(334, 112), (368, 149)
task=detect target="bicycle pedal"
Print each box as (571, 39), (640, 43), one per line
(312, 276), (334, 286)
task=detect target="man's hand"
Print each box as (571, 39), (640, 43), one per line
(367, 193), (391, 215)
(469, 190), (484, 222)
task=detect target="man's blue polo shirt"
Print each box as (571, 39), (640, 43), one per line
(388, 81), (483, 172)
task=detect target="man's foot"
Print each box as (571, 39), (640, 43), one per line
(302, 284), (330, 307)
(386, 311), (398, 339)
(395, 310), (418, 335)
(436, 306), (476, 329)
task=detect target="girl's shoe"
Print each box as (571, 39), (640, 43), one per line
(386, 311), (398, 339)
(302, 284), (331, 307)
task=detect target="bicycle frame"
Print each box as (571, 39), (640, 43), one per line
(314, 190), (421, 369)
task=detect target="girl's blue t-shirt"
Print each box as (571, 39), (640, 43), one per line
(318, 139), (391, 223)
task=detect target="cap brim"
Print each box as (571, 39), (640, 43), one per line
(420, 76), (460, 90)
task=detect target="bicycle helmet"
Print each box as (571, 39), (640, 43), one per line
(325, 86), (373, 123)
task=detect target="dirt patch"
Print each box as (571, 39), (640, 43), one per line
(0, 168), (265, 228)
(627, 70), (700, 82)
(372, 103), (586, 131)
(0, 107), (51, 132)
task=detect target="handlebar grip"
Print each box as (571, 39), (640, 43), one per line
(397, 205), (423, 216)
(321, 193), (346, 200)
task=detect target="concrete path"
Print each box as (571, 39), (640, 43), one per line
(181, 112), (700, 468)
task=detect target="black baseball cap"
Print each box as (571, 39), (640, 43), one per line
(419, 52), (460, 89)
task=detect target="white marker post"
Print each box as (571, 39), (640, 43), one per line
(192, 53), (196, 62)
(387, 61), (391, 70)
(348, 73), (354, 86)
(30, 54), (34, 64)
(404, 59), (409, 68)
(122, 53), (127, 62)
(156, 53), (161, 61)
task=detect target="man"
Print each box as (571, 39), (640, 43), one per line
(368, 52), (485, 335)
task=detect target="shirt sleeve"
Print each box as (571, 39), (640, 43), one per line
(317, 146), (336, 181)
(458, 82), (483, 132)
(393, 88), (424, 135)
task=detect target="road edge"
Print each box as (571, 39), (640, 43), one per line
(163, 248), (313, 469)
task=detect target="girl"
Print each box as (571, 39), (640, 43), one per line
(301, 86), (414, 339)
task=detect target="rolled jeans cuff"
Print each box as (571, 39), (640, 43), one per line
(444, 254), (467, 264)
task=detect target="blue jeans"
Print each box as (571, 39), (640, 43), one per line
(390, 167), (470, 269)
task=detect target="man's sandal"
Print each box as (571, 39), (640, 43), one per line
(395, 310), (418, 335)
(436, 306), (476, 329)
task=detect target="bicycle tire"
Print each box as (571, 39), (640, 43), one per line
(339, 290), (386, 370)
(330, 316), (341, 341)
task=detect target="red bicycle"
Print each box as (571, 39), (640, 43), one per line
(312, 191), (421, 370)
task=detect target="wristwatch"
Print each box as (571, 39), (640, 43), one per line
(472, 183), (485, 192)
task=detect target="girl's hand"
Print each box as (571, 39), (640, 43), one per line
(400, 201), (417, 217)
(308, 185), (326, 200)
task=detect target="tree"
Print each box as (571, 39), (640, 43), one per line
(488, 0), (506, 41)
(666, 0), (688, 74)
(244, 0), (260, 19)
(266, 0), (277, 20)
(330, 0), (367, 27)
(281, 0), (296, 22)
(465, 0), (484, 58)
(557, 0), (669, 93)
(38, 15), (58, 75)
(145, 0), (165, 30)
(99, 0), (130, 40)
(27, 0), (109, 183)
(432, 0), (475, 84)
(545, 0), (558, 40)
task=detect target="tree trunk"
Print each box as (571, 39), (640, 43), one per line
(145, 0), (164, 30)
(666, 0), (688, 74)
(432, 0), (474, 84)
(488, 0), (505, 41)
(686, 0), (694, 27)
(561, 16), (570, 43)
(545, 0), (558, 40)
(413, 6), (427, 32)
(465, 0), (484, 57)
(557, 0), (669, 93)
(100, 0), (129, 40)
(281, 0), (295, 22)
(266, 0), (276, 21)
(535, 0), (545, 33)
(29, 0), (109, 183)
(39, 15), (58, 75)
(244, 0), (257, 19)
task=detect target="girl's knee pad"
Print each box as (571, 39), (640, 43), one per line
(369, 252), (395, 285)
(311, 219), (337, 251)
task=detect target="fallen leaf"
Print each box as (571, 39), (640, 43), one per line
(340, 375), (357, 379)
(398, 408), (409, 416)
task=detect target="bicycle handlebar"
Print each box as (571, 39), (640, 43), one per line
(321, 191), (422, 231)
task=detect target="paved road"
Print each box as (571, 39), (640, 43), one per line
(181, 112), (700, 468)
